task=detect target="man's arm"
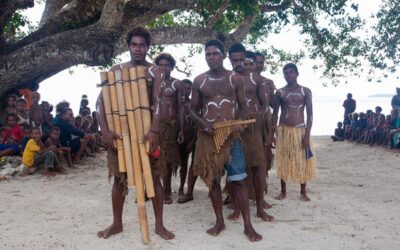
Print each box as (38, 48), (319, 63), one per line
(303, 88), (313, 147)
(272, 90), (281, 129)
(190, 75), (213, 134)
(391, 96), (395, 109)
(177, 80), (185, 144)
(96, 93), (118, 150)
(234, 75), (247, 120)
(54, 118), (85, 138)
(148, 66), (164, 151)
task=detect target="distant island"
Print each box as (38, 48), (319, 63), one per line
(369, 94), (393, 97)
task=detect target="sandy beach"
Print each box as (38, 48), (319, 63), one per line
(1, 136), (399, 250)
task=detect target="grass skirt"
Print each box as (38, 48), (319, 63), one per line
(275, 125), (317, 183)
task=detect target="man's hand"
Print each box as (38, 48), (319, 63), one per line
(178, 130), (184, 144)
(232, 124), (245, 133)
(145, 131), (159, 153)
(302, 135), (310, 148)
(101, 130), (120, 150)
(203, 122), (215, 136)
(264, 135), (272, 148)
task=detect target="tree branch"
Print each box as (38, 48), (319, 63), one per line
(98, 0), (125, 27)
(0, 0), (34, 29)
(0, 24), (119, 96)
(292, 1), (327, 57)
(231, 15), (256, 43)
(7, 0), (106, 53)
(206, 0), (229, 28)
(39, 0), (72, 28)
(259, 1), (291, 13)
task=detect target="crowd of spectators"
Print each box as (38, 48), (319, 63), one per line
(0, 92), (102, 179)
(331, 88), (400, 150)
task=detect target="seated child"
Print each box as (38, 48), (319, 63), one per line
(350, 112), (360, 141)
(20, 127), (65, 176)
(371, 113), (386, 146)
(16, 98), (30, 126)
(28, 91), (42, 126)
(0, 113), (23, 157)
(344, 113), (353, 140)
(44, 127), (72, 167)
(1, 94), (18, 118)
(19, 124), (32, 153)
(41, 101), (53, 140)
(383, 115), (393, 146)
(331, 122), (344, 141)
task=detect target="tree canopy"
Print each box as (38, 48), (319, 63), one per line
(0, 0), (398, 96)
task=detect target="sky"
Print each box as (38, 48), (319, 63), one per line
(22, 1), (399, 122)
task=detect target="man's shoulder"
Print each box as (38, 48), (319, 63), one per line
(193, 72), (208, 85)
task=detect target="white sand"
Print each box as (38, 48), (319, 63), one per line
(1, 136), (400, 250)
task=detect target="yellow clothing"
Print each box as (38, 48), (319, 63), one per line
(22, 139), (41, 167)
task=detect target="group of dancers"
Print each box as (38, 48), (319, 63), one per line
(96, 27), (316, 242)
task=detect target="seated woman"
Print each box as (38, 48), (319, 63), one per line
(0, 113), (24, 157)
(52, 107), (92, 164)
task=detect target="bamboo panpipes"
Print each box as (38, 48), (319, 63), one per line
(99, 67), (156, 244)
(212, 119), (256, 153)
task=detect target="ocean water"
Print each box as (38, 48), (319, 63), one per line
(312, 96), (393, 135)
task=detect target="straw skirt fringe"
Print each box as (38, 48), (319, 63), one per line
(275, 125), (316, 183)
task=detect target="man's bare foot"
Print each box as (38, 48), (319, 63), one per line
(256, 210), (274, 222)
(300, 193), (310, 202)
(177, 194), (193, 204)
(244, 227), (263, 242)
(263, 200), (272, 209)
(58, 166), (68, 175)
(97, 224), (123, 239)
(227, 203), (235, 210)
(72, 160), (86, 165)
(206, 222), (225, 236)
(42, 169), (56, 177)
(227, 210), (240, 221)
(274, 192), (286, 200)
(155, 225), (175, 240)
(163, 196), (173, 204)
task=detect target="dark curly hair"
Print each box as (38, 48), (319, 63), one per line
(126, 27), (152, 47)
(154, 53), (176, 68)
(283, 63), (298, 74)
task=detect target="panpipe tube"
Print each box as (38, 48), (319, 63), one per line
(100, 72), (115, 133)
(115, 70), (135, 187)
(136, 66), (152, 151)
(108, 71), (126, 173)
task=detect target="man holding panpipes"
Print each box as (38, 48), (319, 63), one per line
(190, 39), (262, 242)
(96, 27), (175, 240)
(228, 43), (274, 222)
(272, 63), (317, 202)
